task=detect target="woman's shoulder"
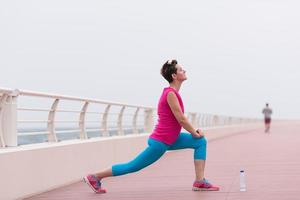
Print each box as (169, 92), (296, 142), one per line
(163, 87), (178, 93)
(162, 87), (177, 96)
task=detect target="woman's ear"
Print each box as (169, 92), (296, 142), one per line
(171, 73), (177, 81)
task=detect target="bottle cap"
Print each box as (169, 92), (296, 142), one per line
(240, 170), (244, 172)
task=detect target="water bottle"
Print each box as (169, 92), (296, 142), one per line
(240, 170), (246, 192)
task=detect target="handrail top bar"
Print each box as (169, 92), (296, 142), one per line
(0, 87), (153, 109)
(1, 87), (258, 120)
(0, 87), (19, 95)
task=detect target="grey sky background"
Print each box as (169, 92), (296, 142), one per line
(1, 0), (300, 119)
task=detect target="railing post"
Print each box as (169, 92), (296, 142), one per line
(144, 108), (154, 133)
(117, 106), (125, 135)
(196, 114), (200, 127)
(213, 115), (219, 126)
(132, 108), (140, 134)
(229, 117), (232, 125)
(0, 94), (7, 147)
(1, 91), (18, 147)
(209, 115), (213, 126)
(198, 114), (204, 127)
(47, 99), (59, 142)
(206, 115), (210, 127)
(190, 112), (197, 127)
(101, 104), (111, 136)
(201, 114), (206, 127)
(79, 102), (89, 139)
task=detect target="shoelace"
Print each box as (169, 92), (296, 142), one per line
(91, 175), (102, 188)
(202, 178), (212, 187)
(95, 176), (102, 188)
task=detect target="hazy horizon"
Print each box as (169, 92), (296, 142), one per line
(1, 0), (300, 119)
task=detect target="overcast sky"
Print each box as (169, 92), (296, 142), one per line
(1, 0), (300, 119)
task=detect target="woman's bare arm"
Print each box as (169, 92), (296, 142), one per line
(167, 91), (203, 138)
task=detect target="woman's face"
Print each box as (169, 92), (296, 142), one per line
(174, 64), (187, 82)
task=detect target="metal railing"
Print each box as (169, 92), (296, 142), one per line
(0, 87), (258, 148)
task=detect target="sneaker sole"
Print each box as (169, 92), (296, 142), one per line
(192, 186), (219, 191)
(83, 177), (106, 194)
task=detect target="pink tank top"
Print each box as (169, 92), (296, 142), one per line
(150, 87), (184, 145)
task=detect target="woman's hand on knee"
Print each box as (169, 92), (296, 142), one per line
(192, 128), (205, 138)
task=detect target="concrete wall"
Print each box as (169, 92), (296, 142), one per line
(0, 124), (261, 200)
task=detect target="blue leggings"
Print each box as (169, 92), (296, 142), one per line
(112, 132), (207, 176)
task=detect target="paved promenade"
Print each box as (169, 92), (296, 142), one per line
(27, 121), (300, 200)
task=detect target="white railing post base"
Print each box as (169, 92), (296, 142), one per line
(2, 95), (18, 147)
(144, 109), (154, 133)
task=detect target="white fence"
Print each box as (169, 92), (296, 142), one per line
(0, 87), (258, 148)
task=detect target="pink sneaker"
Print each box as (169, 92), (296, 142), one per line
(192, 179), (220, 191)
(83, 174), (106, 193)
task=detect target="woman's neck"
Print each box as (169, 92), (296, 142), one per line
(169, 81), (182, 92)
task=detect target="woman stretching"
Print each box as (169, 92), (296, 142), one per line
(83, 59), (220, 193)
